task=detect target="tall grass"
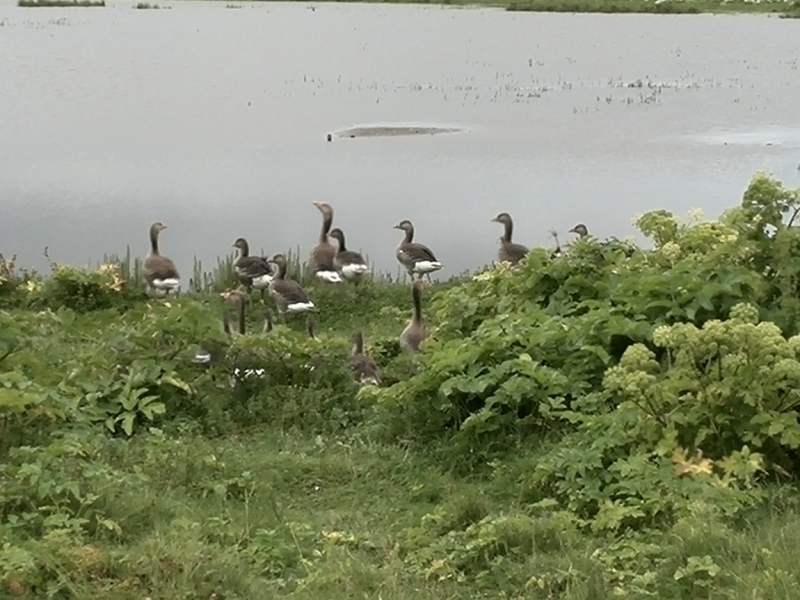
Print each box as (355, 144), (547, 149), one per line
(100, 245), (469, 294)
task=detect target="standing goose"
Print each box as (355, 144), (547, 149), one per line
(400, 279), (427, 353)
(393, 220), (443, 280)
(549, 229), (565, 259)
(329, 227), (369, 283)
(143, 222), (180, 297)
(491, 213), (529, 265)
(232, 238), (273, 300)
(310, 201), (343, 283)
(221, 290), (247, 335)
(261, 307), (274, 333)
(268, 253), (316, 318)
(347, 331), (381, 385)
(221, 290), (270, 381)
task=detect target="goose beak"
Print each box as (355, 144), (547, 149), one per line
(568, 227), (577, 233)
(393, 224), (402, 230)
(490, 217), (498, 223)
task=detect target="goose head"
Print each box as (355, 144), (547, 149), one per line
(328, 227), (345, 247)
(312, 201), (333, 217)
(268, 253), (288, 270)
(232, 237), (249, 251)
(393, 220), (414, 233)
(491, 213), (512, 226)
(569, 223), (589, 238)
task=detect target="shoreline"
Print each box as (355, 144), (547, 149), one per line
(14, 0), (800, 17)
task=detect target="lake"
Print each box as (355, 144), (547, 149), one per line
(1, 1), (799, 282)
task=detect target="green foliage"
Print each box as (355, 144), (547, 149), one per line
(3, 171), (800, 598)
(21, 262), (145, 313)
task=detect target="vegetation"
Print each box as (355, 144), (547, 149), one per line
(3, 171), (800, 598)
(182, 0), (800, 17)
(17, 0), (105, 6)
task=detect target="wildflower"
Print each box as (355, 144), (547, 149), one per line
(659, 241), (681, 262)
(687, 207), (704, 222)
(729, 303), (759, 325)
(24, 280), (42, 293)
(652, 324), (672, 347)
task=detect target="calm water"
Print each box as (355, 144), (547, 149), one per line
(2, 2), (799, 280)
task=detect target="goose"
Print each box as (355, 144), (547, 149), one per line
(268, 253), (316, 318)
(569, 223), (590, 239)
(261, 306), (274, 333)
(220, 290), (247, 335)
(220, 290), (271, 382)
(400, 279), (427, 353)
(232, 237), (273, 300)
(328, 227), (369, 283)
(307, 316), (317, 340)
(491, 212), (529, 265)
(347, 331), (381, 385)
(550, 224), (590, 258)
(192, 305), (233, 365)
(310, 201), (343, 283)
(549, 229), (565, 259)
(143, 222), (180, 297)
(393, 220), (443, 280)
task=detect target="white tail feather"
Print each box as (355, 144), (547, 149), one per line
(412, 261), (442, 274)
(287, 301), (316, 313)
(152, 278), (181, 291)
(251, 274), (273, 288)
(316, 270), (343, 283)
(192, 350), (211, 364)
(342, 263), (369, 278)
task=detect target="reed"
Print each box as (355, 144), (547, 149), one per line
(100, 245), (449, 295)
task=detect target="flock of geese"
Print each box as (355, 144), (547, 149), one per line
(141, 201), (590, 386)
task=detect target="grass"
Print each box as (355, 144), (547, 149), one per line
(4, 245), (800, 597)
(8, 425), (799, 599)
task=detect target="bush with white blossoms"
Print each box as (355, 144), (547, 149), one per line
(604, 302), (800, 469)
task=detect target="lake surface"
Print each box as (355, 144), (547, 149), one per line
(1, 2), (799, 281)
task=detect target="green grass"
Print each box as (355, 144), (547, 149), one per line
(8, 426), (797, 599)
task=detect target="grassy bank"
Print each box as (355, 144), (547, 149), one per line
(4, 171), (800, 598)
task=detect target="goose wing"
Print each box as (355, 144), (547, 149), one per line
(401, 242), (439, 263)
(236, 256), (272, 277)
(271, 279), (310, 304)
(337, 249), (366, 266)
(143, 255), (180, 282)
